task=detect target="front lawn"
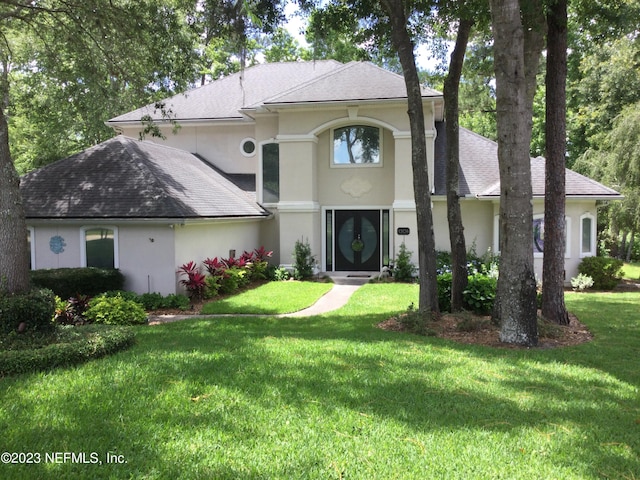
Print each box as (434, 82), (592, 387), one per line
(0, 284), (638, 479)
(622, 261), (640, 280)
(200, 280), (333, 315)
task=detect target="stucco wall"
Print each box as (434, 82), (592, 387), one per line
(118, 225), (176, 295)
(28, 223), (177, 295)
(174, 220), (264, 293)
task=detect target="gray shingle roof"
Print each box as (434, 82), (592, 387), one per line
(107, 61), (442, 124)
(108, 61), (345, 123)
(21, 136), (269, 219)
(258, 61), (441, 106)
(434, 123), (621, 199)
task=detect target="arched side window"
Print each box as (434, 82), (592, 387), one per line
(81, 226), (119, 268)
(331, 125), (382, 166)
(580, 213), (596, 257)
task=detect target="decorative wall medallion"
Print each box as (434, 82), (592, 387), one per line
(49, 235), (66, 254)
(340, 176), (372, 198)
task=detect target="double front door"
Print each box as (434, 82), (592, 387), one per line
(334, 210), (381, 271)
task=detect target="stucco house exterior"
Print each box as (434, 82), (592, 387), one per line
(21, 60), (621, 295)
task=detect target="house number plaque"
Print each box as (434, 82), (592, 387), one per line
(397, 227), (410, 236)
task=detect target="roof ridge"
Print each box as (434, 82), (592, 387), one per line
(245, 60), (349, 108)
(119, 137), (193, 217)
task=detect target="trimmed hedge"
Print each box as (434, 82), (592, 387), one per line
(85, 295), (148, 325)
(0, 288), (56, 335)
(31, 267), (125, 299)
(0, 325), (136, 376)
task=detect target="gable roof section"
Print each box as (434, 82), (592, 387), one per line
(434, 123), (621, 199)
(21, 136), (269, 220)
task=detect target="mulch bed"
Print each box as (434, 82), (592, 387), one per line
(378, 311), (593, 349)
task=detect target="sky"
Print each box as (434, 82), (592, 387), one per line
(283, 3), (443, 71)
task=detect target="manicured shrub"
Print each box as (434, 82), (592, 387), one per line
(293, 239), (316, 280)
(0, 325), (135, 376)
(85, 294), (147, 325)
(31, 267), (124, 299)
(394, 243), (417, 282)
(463, 273), (497, 315)
(0, 288), (56, 335)
(138, 292), (165, 310)
(164, 293), (190, 310)
(577, 256), (623, 290)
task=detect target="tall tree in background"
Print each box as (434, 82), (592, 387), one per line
(380, 0), (439, 316)
(490, 0), (545, 346)
(542, 0), (569, 325)
(443, 15), (473, 311)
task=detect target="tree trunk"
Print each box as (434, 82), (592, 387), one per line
(627, 230), (635, 262)
(444, 18), (473, 312)
(381, 0), (439, 316)
(490, 0), (542, 346)
(542, 0), (569, 325)
(619, 230), (627, 260)
(0, 105), (31, 294)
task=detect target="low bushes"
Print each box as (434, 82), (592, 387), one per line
(85, 294), (148, 325)
(0, 325), (135, 376)
(578, 256), (623, 290)
(31, 267), (124, 298)
(179, 246), (273, 300)
(0, 288), (56, 335)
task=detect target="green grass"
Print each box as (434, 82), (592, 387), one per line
(200, 281), (333, 315)
(0, 284), (638, 479)
(622, 261), (640, 280)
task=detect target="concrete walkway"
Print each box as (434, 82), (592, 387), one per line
(147, 276), (370, 325)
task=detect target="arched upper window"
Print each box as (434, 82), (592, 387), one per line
(332, 125), (381, 166)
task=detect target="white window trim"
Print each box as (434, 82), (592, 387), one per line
(580, 213), (597, 257)
(330, 125), (383, 168)
(27, 226), (36, 270)
(80, 226), (119, 268)
(240, 137), (257, 157)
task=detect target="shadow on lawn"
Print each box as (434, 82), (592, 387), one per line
(1, 287), (638, 479)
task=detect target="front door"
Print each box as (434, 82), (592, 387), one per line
(334, 210), (381, 271)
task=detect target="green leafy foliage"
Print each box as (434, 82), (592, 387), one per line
(577, 256), (623, 290)
(30, 267), (125, 299)
(53, 294), (91, 325)
(393, 243), (417, 282)
(437, 272), (453, 312)
(463, 273), (497, 315)
(0, 288), (56, 335)
(0, 325), (135, 376)
(293, 239), (316, 280)
(219, 266), (248, 294)
(85, 295), (147, 325)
